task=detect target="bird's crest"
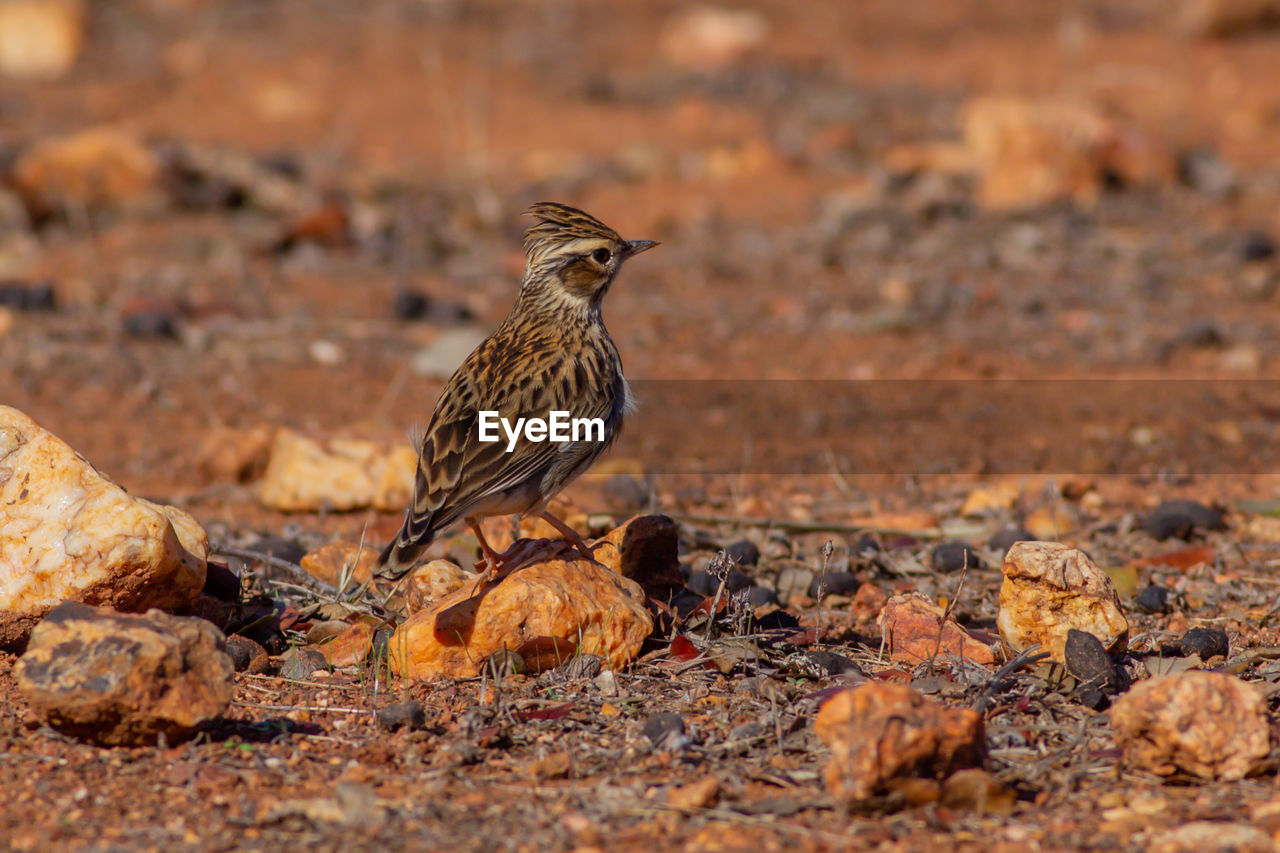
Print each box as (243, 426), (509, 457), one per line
(523, 202), (622, 262)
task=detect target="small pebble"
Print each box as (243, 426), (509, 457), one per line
(687, 568), (750, 596)
(751, 609), (800, 631)
(724, 539), (760, 566)
(1064, 628), (1119, 693)
(745, 585), (777, 607)
(1143, 499), (1226, 541)
(224, 634), (269, 674)
(201, 561), (241, 603)
(1135, 584), (1172, 614)
(1075, 685), (1109, 711)
(988, 526), (1035, 555)
(930, 541), (983, 573)
(670, 590), (704, 619)
(1241, 230), (1276, 263)
(852, 534), (882, 555)
(808, 571), (860, 599)
(392, 289), (431, 320)
(558, 654), (603, 680)
(602, 474), (651, 511)
(278, 647), (328, 680)
(642, 712), (687, 750)
(377, 700), (426, 731)
(805, 649), (863, 677)
(1179, 626), (1229, 660)
(0, 280), (56, 312)
(122, 310), (180, 340)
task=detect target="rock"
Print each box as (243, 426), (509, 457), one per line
(808, 570), (861, 599)
(410, 327), (487, 379)
(377, 700), (425, 731)
(14, 602), (233, 746)
(660, 5), (769, 71)
(1177, 0), (1280, 38)
(299, 541), (379, 590)
(591, 514), (685, 602)
(1024, 505), (1076, 540)
(601, 473), (651, 512)
(805, 649), (863, 677)
(195, 425), (275, 483)
(960, 484), (1019, 516)
(1143, 499), (1226, 541)
(996, 541), (1128, 663)
(225, 634), (270, 674)
(1179, 626), (1230, 660)
(960, 96), (1175, 211)
(480, 496), (589, 553)
(667, 776), (721, 810)
(278, 647), (328, 680)
(388, 558), (653, 679)
(12, 127), (163, 218)
(0, 280), (56, 312)
(643, 711), (687, 750)
(930, 541), (983, 573)
(689, 566), (751, 596)
(1110, 671), (1271, 780)
(745, 585), (776, 607)
(1178, 149), (1237, 197)
(774, 565), (815, 602)
(321, 621), (373, 667)
(878, 593), (1000, 666)
(1135, 584), (1173, 614)
(723, 539), (760, 566)
(0, 0), (84, 80)
(0, 406), (207, 651)
(814, 683), (985, 804)
(1063, 628), (1119, 693)
(938, 769), (1016, 815)
(391, 289), (472, 323)
(256, 429), (417, 512)
(121, 301), (180, 339)
(988, 526), (1035, 555)
(1150, 822), (1275, 853)
(1241, 230), (1275, 262)
(404, 559), (473, 614)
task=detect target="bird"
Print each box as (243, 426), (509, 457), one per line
(375, 202), (657, 582)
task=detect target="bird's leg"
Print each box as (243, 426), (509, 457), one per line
(468, 517), (547, 580)
(467, 518), (507, 580)
(539, 510), (599, 562)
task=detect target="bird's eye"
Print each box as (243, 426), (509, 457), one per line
(591, 248), (611, 264)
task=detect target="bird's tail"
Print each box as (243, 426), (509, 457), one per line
(375, 527), (433, 581)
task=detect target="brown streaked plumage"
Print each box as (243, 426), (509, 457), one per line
(376, 202), (657, 580)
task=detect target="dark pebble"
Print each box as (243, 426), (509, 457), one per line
(724, 539), (760, 566)
(0, 280), (56, 312)
(670, 589), (704, 619)
(201, 561), (241, 603)
(278, 647), (328, 680)
(392, 289), (431, 320)
(1064, 629), (1118, 693)
(745, 585), (777, 607)
(807, 571), (860, 599)
(751, 609), (800, 631)
(988, 527), (1036, 555)
(1134, 584), (1172, 614)
(687, 568), (751, 596)
(244, 536), (308, 565)
(852, 534), (882, 555)
(930, 541), (983, 573)
(805, 649), (863, 677)
(1179, 626), (1229, 660)
(243, 623), (287, 655)
(122, 310), (179, 340)
(1241, 230), (1276, 262)
(1177, 149), (1235, 198)
(558, 653), (602, 680)
(225, 634), (269, 674)
(377, 700), (426, 731)
(259, 150), (304, 179)
(1075, 685), (1109, 711)
(642, 712), (686, 750)
(371, 627), (393, 659)
(602, 474), (651, 511)
(1143, 499), (1226, 541)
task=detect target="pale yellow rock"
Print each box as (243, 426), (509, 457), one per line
(257, 429), (417, 512)
(0, 406), (207, 650)
(389, 558), (653, 679)
(996, 541), (1128, 662)
(404, 560), (473, 614)
(0, 0), (84, 80)
(960, 483), (1019, 516)
(660, 5), (769, 70)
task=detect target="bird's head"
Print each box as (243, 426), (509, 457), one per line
(521, 202), (657, 305)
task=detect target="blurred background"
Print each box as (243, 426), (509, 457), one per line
(3, 0), (1280, 527)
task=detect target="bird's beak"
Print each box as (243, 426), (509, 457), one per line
(624, 239), (659, 257)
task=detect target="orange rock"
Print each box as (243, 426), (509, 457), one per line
(299, 541), (379, 589)
(660, 6), (768, 71)
(591, 514), (684, 601)
(321, 621), (374, 668)
(1111, 672), (1272, 780)
(814, 683), (985, 804)
(195, 425), (276, 483)
(878, 593), (1000, 666)
(960, 484), (1020, 516)
(997, 541), (1128, 662)
(0, 406), (207, 651)
(13, 127), (162, 217)
(1025, 505), (1076, 540)
(849, 582), (888, 624)
(388, 558), (652, 679)
(0, 0), (84, 81)
(256, 429), (417, 512)
(849, 511), (941, 535)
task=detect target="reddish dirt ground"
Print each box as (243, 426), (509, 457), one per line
(6, 1), (1280, 850)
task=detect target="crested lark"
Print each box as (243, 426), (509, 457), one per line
(376, 202), (657, 581)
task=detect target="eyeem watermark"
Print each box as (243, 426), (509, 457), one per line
(477, 411), (605, 453)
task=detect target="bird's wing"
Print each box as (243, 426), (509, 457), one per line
(406, 330), (618, 536)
